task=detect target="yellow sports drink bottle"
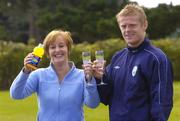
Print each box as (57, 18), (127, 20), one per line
(26, 43), (44, 70)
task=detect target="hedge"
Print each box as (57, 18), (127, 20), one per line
(0, 38), (179, 90)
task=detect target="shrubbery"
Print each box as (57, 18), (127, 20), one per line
(0, 38), (179, 90)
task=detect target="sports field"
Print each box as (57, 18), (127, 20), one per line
(0, 81), (179, 121)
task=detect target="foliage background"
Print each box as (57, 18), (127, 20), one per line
(1, 1), (180, 89)
(0, 38), (180, 90)
(0, 0), (180, 43)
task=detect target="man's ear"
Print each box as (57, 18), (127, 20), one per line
(144, 20), (148, 30)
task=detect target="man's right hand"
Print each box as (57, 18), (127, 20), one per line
(92, 60), (106, 79)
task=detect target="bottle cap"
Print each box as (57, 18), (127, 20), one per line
(33, 43), (44, 58)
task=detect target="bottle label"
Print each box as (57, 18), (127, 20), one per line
(29, 55), (41, 67)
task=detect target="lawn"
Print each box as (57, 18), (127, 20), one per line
(0, 81), (179, 121)
(0, 91), (109, 121)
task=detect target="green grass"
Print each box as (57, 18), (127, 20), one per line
(168, 81), (180, 121)
(0, 81), (179, 121)
(0, 91), (109, 121)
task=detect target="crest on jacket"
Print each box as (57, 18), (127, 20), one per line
(132, 66), (138, 77)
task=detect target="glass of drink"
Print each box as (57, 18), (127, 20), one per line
(95, 50), (107, 85)
(82, 51), (92, 84)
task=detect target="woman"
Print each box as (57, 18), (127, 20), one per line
(10, 29), (100, 121)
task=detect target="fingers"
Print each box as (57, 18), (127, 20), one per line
(92, 67), (104, 79)
(93, 60), (106, 68)
(92, 60), (105, 79)
(23, 53), (34, 72)
(82, 60), (106, 80)
(82, 63), (93, 78)
(24, 53), (33, 65)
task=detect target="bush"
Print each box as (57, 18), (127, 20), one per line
(0, 38), (180, 90)
(153, 39), (180, 79)
(0, 41), (32, 89)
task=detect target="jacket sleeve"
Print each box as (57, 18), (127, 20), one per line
(84, 77), (100, 108)
(147, 56), (173, 121)
(10, 69), (38, 99)
(96, 65), (113, 105)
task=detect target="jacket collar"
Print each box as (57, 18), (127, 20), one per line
(127, 38), (150, 53)
(48, 61), (76, 75)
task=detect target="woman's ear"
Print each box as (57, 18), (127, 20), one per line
(68, 51), (71, 58)
(45, 52), (49, 59)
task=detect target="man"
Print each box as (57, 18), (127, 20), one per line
(93, 4), (173, 121)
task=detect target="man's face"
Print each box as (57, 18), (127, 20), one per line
(117, 15), (147, 47)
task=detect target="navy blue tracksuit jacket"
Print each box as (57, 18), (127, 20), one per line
(97, 38), (173, 121)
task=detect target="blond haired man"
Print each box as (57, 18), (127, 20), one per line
(93, 4), (173, 121)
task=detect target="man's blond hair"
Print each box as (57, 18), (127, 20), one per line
(116, 4), (147, 24)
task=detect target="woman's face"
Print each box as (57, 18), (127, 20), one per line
(48, 35), (69, 65)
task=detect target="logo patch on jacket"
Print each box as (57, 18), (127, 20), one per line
(114, 66), (120, 69)
(132, 66), (138, 77)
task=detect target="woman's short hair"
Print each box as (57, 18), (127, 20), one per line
(43, 29), (73, 56)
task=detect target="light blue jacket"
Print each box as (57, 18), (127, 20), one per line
(10, 62), (100, 121)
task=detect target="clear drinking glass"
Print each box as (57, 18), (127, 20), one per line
(82, 51), (92, 84)
(95, 50), (107, 85)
